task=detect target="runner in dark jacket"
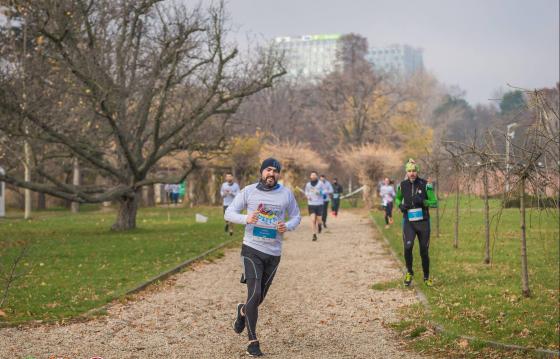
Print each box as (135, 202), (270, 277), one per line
(395, 159), (438, 287)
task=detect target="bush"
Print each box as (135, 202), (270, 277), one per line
(501, 195), (558, 209)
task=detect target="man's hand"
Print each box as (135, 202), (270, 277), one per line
(399, 203), (410, 214)
(246, 211), (259, 224)
(277, 221), (287, 233)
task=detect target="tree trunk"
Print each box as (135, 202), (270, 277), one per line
(435, 165), (440, 238)
(454, 173), (460, 249)
(208, 169), (218, 205)
(24, 140), (32, 219)
(519, 177), (531, 297)
(112, 191), (140, 231)
(483, 168), (491, 264)
(37, 189), (46, 210)
(361, 176), (372, 209)
(71, 157), (80, 213)
(145, 185), (155, 207)
(363, 184), (371, 209)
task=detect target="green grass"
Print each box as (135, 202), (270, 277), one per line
(389, 303), (542, 359)
(371, 279), (402, 291)
(371, 195), (559, 351)
(0, 205), (241, 324)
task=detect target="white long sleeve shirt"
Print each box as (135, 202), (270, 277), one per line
(224, 183), (301, 256)
(220, 182), (240, 206)
(379, 184), (396, 205)
(305, 181), (326, 206)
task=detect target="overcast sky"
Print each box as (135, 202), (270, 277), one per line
(223, 0), (559, 105)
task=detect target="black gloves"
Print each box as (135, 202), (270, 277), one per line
(401, 196), (424, 214)
(399, 203), (410, 213)
(412, 194), (424, 207)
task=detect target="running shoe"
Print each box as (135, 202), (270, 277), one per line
(233, 303), (245, 334)
(404, 272), (413, 287)
(312, 234), (317, 241)
(324, 223), (328, 228)
(318, 223), (322, 233)
(424, 278), (433, 287)
(246, 341), (263, 357)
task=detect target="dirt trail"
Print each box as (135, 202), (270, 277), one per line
(0, 210), (425, 359)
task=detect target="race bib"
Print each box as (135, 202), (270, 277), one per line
(252, 203), (281, 241)
(333, 193), (340, 199)
(252, 225), (277, 239)
(407, 208), (423, 221)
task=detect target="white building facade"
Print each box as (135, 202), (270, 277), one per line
(274, 34), (342, 80)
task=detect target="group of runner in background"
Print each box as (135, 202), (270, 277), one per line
(221, 171), (344, 242)
(303, 172), (342, 241)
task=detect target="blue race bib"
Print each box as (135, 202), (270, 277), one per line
(407, 208), (423, 221)
(253, 226), (277, 239)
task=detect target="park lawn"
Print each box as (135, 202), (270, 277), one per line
(0, 205), (241, 325)
(371, 196), (559, 351)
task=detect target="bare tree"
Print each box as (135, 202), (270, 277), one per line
(0, 241), (31, 308)
(506, 87), (560, 297)
(445, 131), (503, 263)
(0, 0), (284, 230)
(316, 34), (415, 148)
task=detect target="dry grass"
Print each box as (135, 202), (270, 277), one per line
(260, 140), (328, 172)
(338, 144), (402, 180)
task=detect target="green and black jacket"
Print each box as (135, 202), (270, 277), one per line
(395, 177), (438, 221)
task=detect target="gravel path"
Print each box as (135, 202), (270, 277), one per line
(0, 210), (425, 359)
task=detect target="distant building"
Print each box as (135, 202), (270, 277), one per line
(274, 34), (342, 80)
(367, 44), (423, 78)
(274, 33), (424, 81)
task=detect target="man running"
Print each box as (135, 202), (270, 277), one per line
(319, 174), (333, 228)
(305, 171), (325, 241)
(225, 158), (301, 357)
(395, 159), (438, 287)
(331, 178), (343, 217)
(379, 177), (396, 229)
(221, 172), (240, 236)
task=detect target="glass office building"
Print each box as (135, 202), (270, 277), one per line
(367, 44), (423, 78)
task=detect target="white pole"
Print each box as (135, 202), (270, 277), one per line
(0, 167), (5, 218)
(71, 157), (80, 213)
(505, 122), (518, 193)
(24, 140), (32, 219)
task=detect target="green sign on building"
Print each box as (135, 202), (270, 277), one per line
(310, 34), (341, 41)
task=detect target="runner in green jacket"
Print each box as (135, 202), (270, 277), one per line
(395, 159), (438, 287)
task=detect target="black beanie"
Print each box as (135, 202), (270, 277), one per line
(260, 157), (282, 173)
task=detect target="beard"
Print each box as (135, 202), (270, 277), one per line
(262, 175), (277, 187)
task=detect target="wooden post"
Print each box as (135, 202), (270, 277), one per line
(483, 166), (491, 264)
(519, 176), (531, 297)
(454, 169), (460, 249)
(435, 163), (440, 238)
